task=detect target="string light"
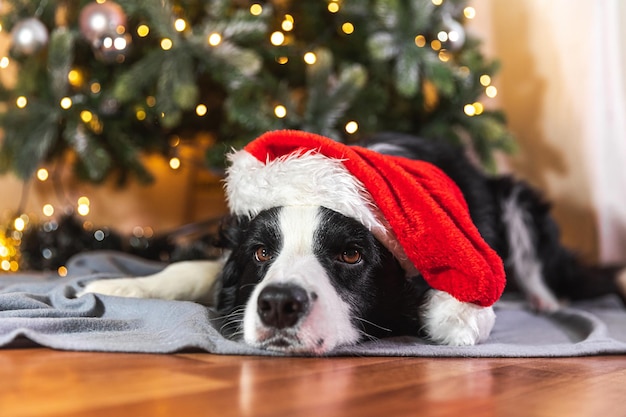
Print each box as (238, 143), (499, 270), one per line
(14, 217), (26, 232)
(77, 196), (90, 216)
(276, 56), (289, 64)
(37, 168), (49, 181)
(160, 38), (173, 50)
(432, 0), (443, 5)
(414, 35), (426, 48)
(16, 96), (27, 108)
(303, 52), (317, 65)
(464, 104), (476, 116)
(136, 108), (146, 121)
(58, 266), (68, 277)
(281, 15), (294, 31)
(195, 104), (208, 116)
(169, 157), (181, 170)
(67, 69), (84, 87)
(437, 31), (448, 42)
(480, 75), (492, 86)
(146, 96), (156, 107)
(174, 18), (187, 32)
(328, 2), (340, 13)
(250, 4), (263, 16)
(438, 50), (450, 62)
(485, 85), (498, 98)
(341, 22), (354, 35)
(270, 31), (285, 46)
(0, 57), (10, 68)
(473, 102), (484, 115)
(430, 40), (442, 51)
(464, 7), (477, 19)
(80, 110), (93, 123)
(90, 82), (101, 94)
(345, 121), (359, 134)
(137, 24), (150, 37)
(274, 105), (287, 118)
(207, 32), (222, 46)
(60, 97), (73, 109)
(42, 204), (54, 217)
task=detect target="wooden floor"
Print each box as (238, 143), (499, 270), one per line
(2, 348), (626, 417)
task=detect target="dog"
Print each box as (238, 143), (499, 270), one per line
(81, 132), (626, 355)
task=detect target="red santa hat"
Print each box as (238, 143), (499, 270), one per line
(225, 130), (505, 307)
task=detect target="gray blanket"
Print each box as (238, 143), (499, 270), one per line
(1, 251), (625, 357)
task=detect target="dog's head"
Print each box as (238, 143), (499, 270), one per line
(215, 205), (415, 355)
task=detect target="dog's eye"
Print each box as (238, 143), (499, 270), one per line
(339, 249), (362, 264)
(254, 246), (273, 263)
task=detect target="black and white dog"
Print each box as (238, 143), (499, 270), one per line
(82, 133), (626, 355)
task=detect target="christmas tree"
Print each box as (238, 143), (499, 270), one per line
(0, 0), (514, 271)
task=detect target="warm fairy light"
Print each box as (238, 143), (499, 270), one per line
(274, 105), (287, 118)
(80, 110), (93, 123)
(464, 104), (476, 116)
(195, 104), (208, 116)
(174, 18), (187, 32)
(437, 31), (448, 42)
(430, 40), (442, 51)
(414, 35), (426, 48)
(438, 50), (450, 62)
(77, 204), (90, 216)
(43, 204), (54, 217)
(250, 4), (263, 16)
(345, 121), (359, 134)
(480, 74), (492, 86)
(276, 56), (289, 64)
(207, 32), (222, 46)
(36, 168), (49, 181)
(328, 2), (339, 13)
(1, 260), (9, 271)
(78, 196), (90, 206)
(486, 85), (498, 98)
(67, 69), (84, 87)
(170, 136), (181, 147)
(169, 157), (181, 170)
(448, 31), (461, 43)
(60, 97), (73, 109)
(113, 36), (127, 50)
(473, 102), (484, 115)
(432, 0), (443, 5)
(341, 22), (354, 34)
(136, 109), (146, 120)
(282, 15), (294, 31)
(58, 266), (68, 277)
(0, 57), (10, 68)
(146, 96), (156, 107)
(90, 82), (101, 94)
(16, 96), (27, 108)
(303, 52), (317, 65)
(464, 7), (477, 19)
(160, 38), (173, 50)
(270, 31), (285, 46)
(137, 24), (150, 37)
(13, 218), (25, 232)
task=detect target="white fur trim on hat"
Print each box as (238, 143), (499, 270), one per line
(225, 149), (418, 275)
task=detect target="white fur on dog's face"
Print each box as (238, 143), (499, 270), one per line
(242, 206), (360, 354)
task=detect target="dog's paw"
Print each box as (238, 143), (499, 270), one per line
(420, 290), (496, 346)
(79, 278), (151, 299)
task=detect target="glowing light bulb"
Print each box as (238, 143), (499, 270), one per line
(464, 104), (476, 116)
(14, 217), (25, 232)
(80, 110), (93, 123)
(480, 75), (492, 86)
(282, 15), (294, 31)
(207, 32), (222, 46)
(303, 52), (317, 64)
(0, 57), (8, 68)
(414, 35), (426, 48)
(137, 24), (150, 37)
(60, 97), (73, 109)
(58, 266), (68, 277)
(90, 82), (101, 94)
(196, 104), (208, 116)
(37, 168), (49, 181)
(473, 102), (484, 115)
(276, 56), (289, 64)
(169, 157), (181, 170)
(345, 121), (359, 134)
(174, 18), (187, 32)
(274, 105), (287, 118)
(16, 96), (27, 108)
(136, 109), (146, 121)
(250, 4), (263, 15)
(270, 31), (285, 46)
(464, 7), (477, 19)
(486, 85), (498, 98)
(437, 31), (448, 42)
(432, 0), (443, 5)
(161, 38), (173, 50)
(341, 22), (354, 34)
(328, 2), (339, 13)
(43, 204), (54, 217)
(67, 69), (83, 87)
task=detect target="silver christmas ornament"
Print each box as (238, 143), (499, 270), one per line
(79, 1), (127, 45)
(10, 17), (49, 55)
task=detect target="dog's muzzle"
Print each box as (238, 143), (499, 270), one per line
(257, 283), (310, 329)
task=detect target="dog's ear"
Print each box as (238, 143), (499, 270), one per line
(214, 215), (250, 249)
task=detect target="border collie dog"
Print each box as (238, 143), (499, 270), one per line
(82, 132), (626, 355)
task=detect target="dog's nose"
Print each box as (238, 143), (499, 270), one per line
(257, 284), (310, 329)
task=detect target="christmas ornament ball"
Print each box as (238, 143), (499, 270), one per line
(10, 17), (49, 55)
(79, 1), (127, 44)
